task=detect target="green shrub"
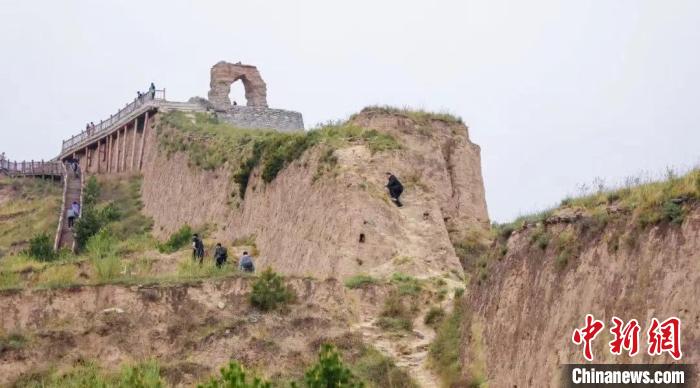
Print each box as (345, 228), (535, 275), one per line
(82, 176), (100, 207)
(0, 332), (27, 353)
(158, 225), (193, 253)
(304, 344), (364, 388)
(378, 291), (414, 331)
(28, 232), (55, 261)
(429, 301), (466, 386)
(198, 361), (271, 388)
(353, 346), (416, 388)
(390, 273), (422, 295)
(249, 268), (294, 311)
(118, 361), (164, 388)
(344, 274), (377, 289)
(424, 306), (446, 327)
(87, 229), (117, 259)
(662, 201), (685, 225)
(74, 208), (104, 248)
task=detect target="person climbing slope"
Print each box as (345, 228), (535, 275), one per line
(71, 201), (80, 218)
(385, 172), (404, 207)
(214, 243), (228, 268)
(239, 251), (255, 273)
(192, 233), (204, 264)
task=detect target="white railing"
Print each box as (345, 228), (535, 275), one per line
(60, 89), (166, 154)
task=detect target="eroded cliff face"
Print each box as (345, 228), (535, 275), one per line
(139, 110), (489, 280)
(463, 208), (700, 387)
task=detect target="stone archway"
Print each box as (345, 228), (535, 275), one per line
(208, 61), (268, 110)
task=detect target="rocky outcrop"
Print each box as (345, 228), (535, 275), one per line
(207, 61), (268, 110)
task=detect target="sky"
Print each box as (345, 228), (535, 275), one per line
(1, 0), (698, 222)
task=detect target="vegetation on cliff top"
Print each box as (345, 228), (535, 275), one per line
(354, 105), (464, 125)
(157, 111), (400, 199)
(0, 177), (61, 258)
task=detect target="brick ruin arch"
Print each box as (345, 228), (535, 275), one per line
(208, 61), (268, 110)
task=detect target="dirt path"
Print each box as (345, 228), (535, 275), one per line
(354, 277), (463, 388)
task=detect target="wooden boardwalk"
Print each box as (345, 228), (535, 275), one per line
(0, 159), (63, 177)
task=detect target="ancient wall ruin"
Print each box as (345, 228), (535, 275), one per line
(208, 61), (268, 109)
(217, 106), (304, 132)
(205, 60), (304, 131)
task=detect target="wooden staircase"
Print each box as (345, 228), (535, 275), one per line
(56, 168), (82, 251)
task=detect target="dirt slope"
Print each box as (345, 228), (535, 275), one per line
(463, 207), (700, 387)
(139, 109), (489, 280)
(0, 277), (359, 386)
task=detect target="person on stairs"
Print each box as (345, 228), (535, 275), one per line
(239, 251), (255, 273)
(385, 172), (404, 207)
(214, 243), (228, 268)
(66, 207), (76, 229)
(149, 82), (156, 99)
(192, 234), (205, 264)
(71, 201), (80, 218)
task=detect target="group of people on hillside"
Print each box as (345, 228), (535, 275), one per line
(191, 234), (255, 272)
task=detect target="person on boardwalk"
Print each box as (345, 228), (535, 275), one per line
(149, 82), (156, 99)
(71, 201), (80, 218)
(90, 122), (96, 133)
(192, 234), (204, 263)
(239, 251), (255, 273)
(214, 243), (228, 268)
(66, 207), (76, 229)
(385, 172), (404, 207)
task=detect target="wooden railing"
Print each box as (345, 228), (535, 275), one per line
(0, 159), (63, 176)
(60, 89), (166, 154)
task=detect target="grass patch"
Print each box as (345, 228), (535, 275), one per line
(344, 274), (378, 289)
(390, 272), (422, 295)
(424, 306), (446, 327)
(35, 265), (78, 288)
(13, 359), (164, 387)
(377, 290), (416, 332)
(0, 332), (27, 353)
(0, 177), (62, 256)
(429, 300), (468, 386)
(353, 345), (418, 388)
(158, 225), (193, 253)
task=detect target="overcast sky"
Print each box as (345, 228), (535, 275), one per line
(1, 1), (698, 222)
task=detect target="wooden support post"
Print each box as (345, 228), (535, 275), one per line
(107, 135), (112, 173)
(120, 125), (127, 172)
(130, 118), (138, 171)
(115, 129), (121, 172)
(137, 111), (149, 171)
(96, 141), (101, 173)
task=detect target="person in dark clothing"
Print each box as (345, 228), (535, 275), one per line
(214, 243), (228, 268)
(239, 251), (255, 273)
(192, 234), (204, 263)
(149, 83), (156, 99)
(385, 172), (404, 207)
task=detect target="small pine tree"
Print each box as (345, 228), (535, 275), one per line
(198, 362), (271, 388)
(249, 268), (294, 311)
(303, 345), (364, 388)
